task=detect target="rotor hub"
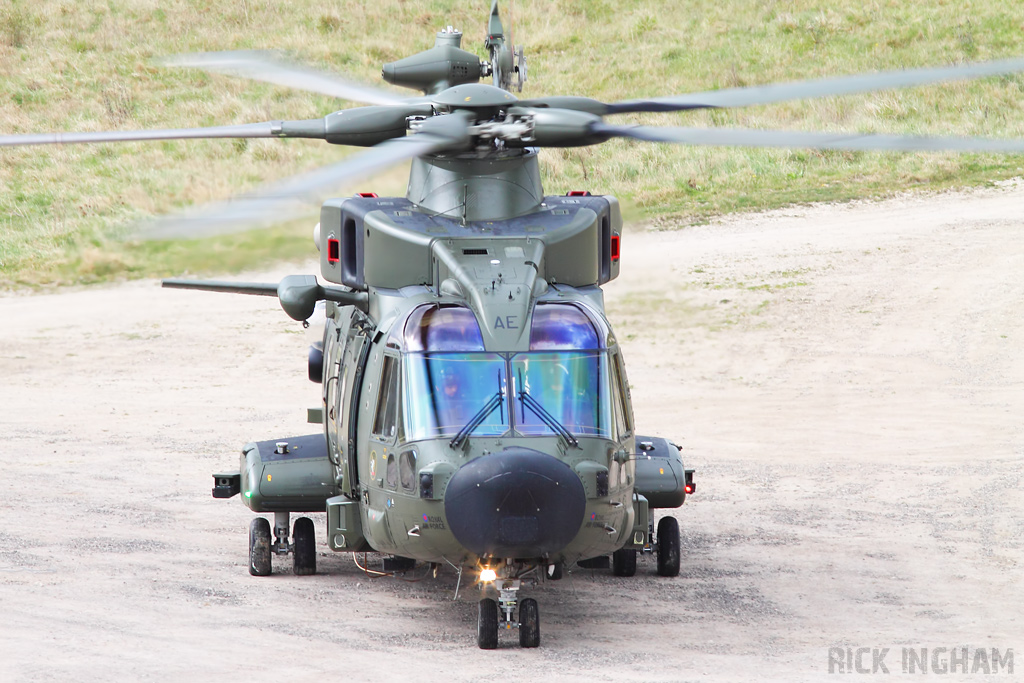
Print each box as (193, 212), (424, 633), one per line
(433, 83), (519, 111)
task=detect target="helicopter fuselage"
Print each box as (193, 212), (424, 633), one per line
(324, 267), (636, 568)
(228, 148), (690, 574)
(327, 148), (631, 568)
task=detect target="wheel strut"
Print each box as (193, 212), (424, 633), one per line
(273, 511), (291, 555)
(497, 579), (521, 631)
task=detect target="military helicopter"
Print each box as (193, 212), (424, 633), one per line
(7, 0), (1024, 650)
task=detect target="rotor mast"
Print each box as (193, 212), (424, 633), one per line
(379, 1), (539, 220)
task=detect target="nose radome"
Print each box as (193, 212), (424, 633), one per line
(443, 447), (587, 558)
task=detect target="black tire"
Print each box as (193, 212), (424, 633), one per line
(293, 516), (316, 576)
(382, 555), (417, 572)
(612, 548), (637, 577)
(656, 516), (681, 577)
(519, 598), (540, 648)
(477, 598), (498, 650)
(249, 517), (272, 577)
(546, 562), (563, 581)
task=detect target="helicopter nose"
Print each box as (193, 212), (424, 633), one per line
(444, 447), (586, 558)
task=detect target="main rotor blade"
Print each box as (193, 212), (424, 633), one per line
(592, 122), (1024, 154)
(161, 279), (278, 296)
(605, 57), (1024, 114)
(162, 51), (408, 106)
(0, 122), (282, 147)
(136, 131), (459, 240)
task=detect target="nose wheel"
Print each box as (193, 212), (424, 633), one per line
(477, 579), (540, 649)
(477, 598), (498, 649)
(518, 598), (539, 647)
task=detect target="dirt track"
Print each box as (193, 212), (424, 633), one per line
(2, 187), (1022, 681)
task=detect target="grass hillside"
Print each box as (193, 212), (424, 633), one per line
(3, 0), (1024, 286)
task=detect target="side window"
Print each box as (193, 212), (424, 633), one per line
(385, 453), (398, 489)
(399, 450), (416, 492)
(610, 374), (626, 440)
(611, 352), (633, 436)
(372, 355), (400, 440)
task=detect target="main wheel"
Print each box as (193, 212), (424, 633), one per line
(477, 598), (498, 650)
(382, 555), (417, 572)
(656, 516), (681, 577)
(293, 516), (316, 576)
(249, 517), (272, 577)
(612, 548), (637, 577)
(546, 562), (563, 581)
(519, 598), (540, 648)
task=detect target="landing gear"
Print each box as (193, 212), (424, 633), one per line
(519, 598), (540, 648)
(656, 516), (681, 577)
(516, 598), (540, 647)
(382, 555), (417, 572)
(612, 548), (637, 577)
(249, 517), (272, 576)
(477, 575), (542, 649)
(247, 513), (317, 576)
(546, 562), (563, 580)
(292, 516), (316, 576)
(477, 598), (498, 650)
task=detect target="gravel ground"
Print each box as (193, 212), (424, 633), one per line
(2, 186), (1022, 681)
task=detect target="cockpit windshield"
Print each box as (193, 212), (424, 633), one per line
(404, 353), (507, 440)
(397, 302), (618, 442)
(512, 351), (611, 437)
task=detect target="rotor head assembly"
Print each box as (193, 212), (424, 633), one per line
(4, 0), (1024, 239)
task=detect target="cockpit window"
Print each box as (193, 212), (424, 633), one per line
(371, 355), (400, 441)
(529, 303), (601, 350)
(385, 453), (397, 489)
(396, 302), (617, 443)
(404, 352), (508, 440)
(403, 305), (485, 352)
(511, 351), (613, 438)
(611, 351), (633, 436)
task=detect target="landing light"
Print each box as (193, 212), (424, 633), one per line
(480, 568), (497, 583)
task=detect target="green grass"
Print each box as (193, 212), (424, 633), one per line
(3, 0), (1024, 286)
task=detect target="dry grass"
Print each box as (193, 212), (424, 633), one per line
(3, 0), (1024, 285)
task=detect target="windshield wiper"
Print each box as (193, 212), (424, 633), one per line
(517, 386), (580, 448)
(449, 375), (505, 449)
